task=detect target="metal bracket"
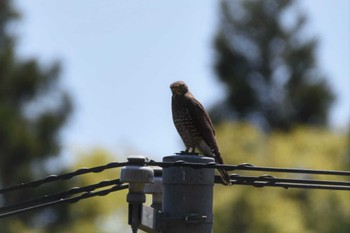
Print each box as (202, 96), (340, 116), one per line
(138, 205), (161, 233)
(185, 214), (209, 224)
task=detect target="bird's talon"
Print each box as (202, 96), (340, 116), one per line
(189, 152), (200, 156)
(175, 151), (200, 156)
(175, 151), (187, 155)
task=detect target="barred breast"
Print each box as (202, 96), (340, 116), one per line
(172, 98), (202, 151)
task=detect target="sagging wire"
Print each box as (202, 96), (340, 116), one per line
(0, 159), (349, 218)
(0, 179), (128, 218)
(0, 161), (128, 195)
(214, 174), (350, 190)
(1, 160), (348, 196)
(148, 161), (350, 177)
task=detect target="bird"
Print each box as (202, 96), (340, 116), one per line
(170, 81), (232, 186)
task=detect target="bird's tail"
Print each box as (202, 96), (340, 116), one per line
(217, 168), (232, 186)
(212, 150), (232, 186)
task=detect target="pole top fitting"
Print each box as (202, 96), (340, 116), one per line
(121, 155), (154, 184)
(127, 155), (150, 166)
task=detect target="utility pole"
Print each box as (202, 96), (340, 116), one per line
(121, 154), (215, 233)
(161, 155), (214, 233)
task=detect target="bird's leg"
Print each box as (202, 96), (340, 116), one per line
(188, 147), (200, 155)
(178, 147), (190, 154)
(177, 147), (200, 155)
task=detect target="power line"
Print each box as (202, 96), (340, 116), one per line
(148, 161), (350, 177)
(215, 174), (350, 191)
(0, 179), (126, 215)
(0, 159), (348, 219)
(0, 161), (128, 194)
(1, 160), (349, 196)
(0, 181), (128, 218)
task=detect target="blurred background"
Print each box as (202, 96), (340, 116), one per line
(0, 0), (349, 232)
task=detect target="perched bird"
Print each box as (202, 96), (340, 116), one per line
(170, 81), (231, 185)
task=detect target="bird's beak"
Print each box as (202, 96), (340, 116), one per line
(171, 87), (180, 95)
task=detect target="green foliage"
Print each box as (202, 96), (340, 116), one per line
(4, 150), (129, 233)
(212, 0), (334, 130)
(0, 0), (72, 231)
(56, 149), (129, 233)
(214, 122), (350, 233)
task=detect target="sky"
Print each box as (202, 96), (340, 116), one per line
(14, 0), (350, 163)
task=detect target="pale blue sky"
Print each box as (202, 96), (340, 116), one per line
(14, 0), (349, 163)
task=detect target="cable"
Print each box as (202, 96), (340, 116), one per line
(0, 182), (129, 218)
(148, 161), (350, 177)
(1, 159), (349, 197)
(214, 174), (350, 191)
(0, 159), (349, 219)
(0, 161), (128, 194)
(0, 179), (126, 214)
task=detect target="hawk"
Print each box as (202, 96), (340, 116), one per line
(170, 81), (231, 185)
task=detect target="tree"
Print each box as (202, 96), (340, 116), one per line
(60, 150), (129, 233)
(212, 0), (334, 130)
(0, 0), (72, 231)
(213, 122), (350, 233)
(5, 150), (129, 233)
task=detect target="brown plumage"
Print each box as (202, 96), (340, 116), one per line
(170, 81), (231, 186)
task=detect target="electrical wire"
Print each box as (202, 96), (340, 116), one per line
(0, 161), (128, 194)
(148, 161), (350, 176)
(1, 160), (349, 196)
(0, 179), (126, 214)
(0, 181), (128, 218)
(0, 159), (349, 218)
(214, 174), (350, 190)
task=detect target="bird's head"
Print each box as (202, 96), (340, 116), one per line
(170, 81), (189, 95)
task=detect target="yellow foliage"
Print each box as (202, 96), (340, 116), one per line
(7, 220), (45, 233)
(214, 122), (350, 233)
(61, 149), (129, 233)
(6, 126), (348, 233)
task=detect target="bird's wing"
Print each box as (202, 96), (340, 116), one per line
(185, 95), (217, 149)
